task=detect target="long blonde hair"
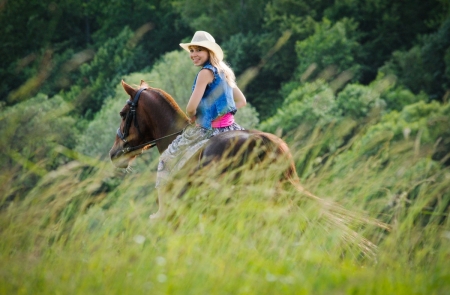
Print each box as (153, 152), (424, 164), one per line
(188, 45), (237, 88)
(208, 50), (237, 88)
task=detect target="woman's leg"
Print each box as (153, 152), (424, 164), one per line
(152, 125), (211, 219)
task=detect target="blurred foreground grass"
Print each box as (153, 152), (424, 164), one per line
(0, 98), (449, 294)
(1, 141), (449, 294)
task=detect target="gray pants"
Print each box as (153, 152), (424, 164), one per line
(155, 123), (244, 188)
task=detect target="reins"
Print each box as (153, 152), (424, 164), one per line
(116, 87), (186, 155)
(121, 129), (185, 154)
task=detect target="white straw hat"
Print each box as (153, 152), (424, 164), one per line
(180, 31), (224, 62)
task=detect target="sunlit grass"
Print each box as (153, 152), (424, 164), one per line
(1, 124), (449, 294)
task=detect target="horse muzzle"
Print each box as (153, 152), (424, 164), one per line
(109, 145), (136, 168)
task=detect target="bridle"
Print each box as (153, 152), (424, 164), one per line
(116, 87), (184, 154)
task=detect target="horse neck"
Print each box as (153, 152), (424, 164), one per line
(143, 89), (188, 153)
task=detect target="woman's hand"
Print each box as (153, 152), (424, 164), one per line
(188, 115), (196, 124)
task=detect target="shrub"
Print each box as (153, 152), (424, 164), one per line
(260, 81), (339, 135)
(336, 83), (386, 120)
(295, 18), (362, 82)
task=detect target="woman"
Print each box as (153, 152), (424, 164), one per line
(151, 31), (247, 219)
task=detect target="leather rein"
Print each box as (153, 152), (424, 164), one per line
(116, 87), (184, 154)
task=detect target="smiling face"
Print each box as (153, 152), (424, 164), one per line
(189, 46), (210, 66)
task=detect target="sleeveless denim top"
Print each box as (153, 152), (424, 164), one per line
(192, 61), (236, 129)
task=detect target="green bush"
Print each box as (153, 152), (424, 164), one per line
(379, 18), (450, 101)
(260, 81), (339, 135)
(381, 86), (428, 112)
(0, 93), (78, 201)
(336, 100), (450, 160)
(379, 47), (428, 95)
(73, 26), (146, 117)
(75, 89), (126, 160)
(295, 18), (362, 82)
(336, 83), (386, 120)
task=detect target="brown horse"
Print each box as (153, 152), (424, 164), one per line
(109, 80), (299, 183)
(109, 80), (387, 253)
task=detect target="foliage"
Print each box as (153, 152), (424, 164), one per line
(261, 77), (394, 138)
(295, 18), (362, 83)
(73, 27), (147, 117)
(380, 18), (450, 101)
(379, 47), (428, 95)
(87, 0), (191, 64)
(260, 81), (339, 136)
(334, 100), (450, 164)
(418, 16), (450, 100)
(381, 86), (428, 112)
(244, 18), (316, 119)
(0, 93), (78, 201)
(172, 0), (266, 38)
(75, 87), (127, 160)
(0, 0), (88, 100)
(0, 0), (190, 105)
(272, 18), (363, 120)
(336, 83), (385, 120)
(323, 0), (447, 83)
(221, 32), (266, 76)
(255, 0), (334, 118)
(1, 105), (450, 294)
(2, 1), (450, 292)
(221, 32), (285, 120)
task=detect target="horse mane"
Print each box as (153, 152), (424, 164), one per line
(150, 86), (189, 121)
(132, 80), (188, 121)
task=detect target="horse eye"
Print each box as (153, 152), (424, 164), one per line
(120, 112), (125, 119)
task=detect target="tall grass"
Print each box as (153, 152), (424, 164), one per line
(1, 118), (449, 294)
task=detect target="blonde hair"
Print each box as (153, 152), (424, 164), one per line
(208, 50), (237, 88)
(189, 45), (237, 88)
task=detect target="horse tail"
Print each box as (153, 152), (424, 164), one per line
(255, 131), (389, 257)
(252, 131), (299, 184)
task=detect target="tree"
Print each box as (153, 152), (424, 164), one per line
(70, 26), (147, 118)
(379, 18), (450, 101)
(171, 0), (266, 39)
(336, 84), (385, 120)
(260, 81), (339, 135)
(295, 18), (362, 83)
(1, 0), (190, 107)
(324, 0), (447, 83)
(0, 0), (89, 101)
(335, 100), (450, 164)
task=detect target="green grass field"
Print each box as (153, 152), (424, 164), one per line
(1, 127), (449, 295)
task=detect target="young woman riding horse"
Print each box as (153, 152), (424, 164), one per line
(155, 31), (248, 219)
(110, 31), (298, 220)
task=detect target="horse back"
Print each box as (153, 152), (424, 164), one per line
(199, 130), (296, 178)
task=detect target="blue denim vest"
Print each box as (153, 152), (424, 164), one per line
(192, 61), (236, 129)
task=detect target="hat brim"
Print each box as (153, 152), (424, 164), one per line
(179, 41), (224, 62)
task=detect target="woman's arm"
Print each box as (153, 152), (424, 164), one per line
(186, 69), (214, 122)
(233, 87), (247, 109)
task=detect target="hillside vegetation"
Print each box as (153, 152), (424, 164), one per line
(1, 1), (449, 294)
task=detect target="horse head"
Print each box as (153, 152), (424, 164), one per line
(109, 80), (188, 169)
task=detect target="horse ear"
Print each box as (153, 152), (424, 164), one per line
(122, 80), (136, 96)
(140, 80), (149, 88)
